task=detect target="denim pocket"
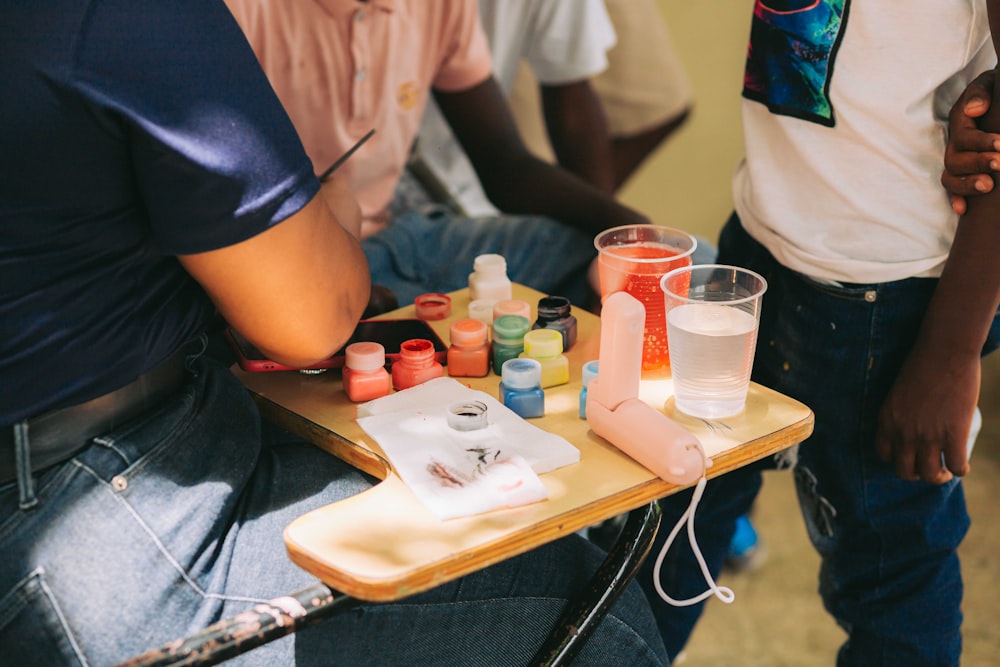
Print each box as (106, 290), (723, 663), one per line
(0, 569), (84, 666)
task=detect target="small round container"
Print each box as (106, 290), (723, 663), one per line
(447, 400), (489, 432)
(523, 329), (563, 358)
(391, 338), (444, 390)
(499, 358), (544, 419)
(492, 314), (531, 374)
(581, 360), (600, 387)
(342, 342), (392, 402)
(533, 295), (577, 352)
(468, 299), (495, 325)
(414, 293), (452, 320)
(501, 358), (543, 389)
(468, 254), (512, 303)
(520, 329), (569, 388)
(579, 360), (599, 419)
(345, 341), (386, 371)
(493, 299), (532, 322)
(447, 318), (490, 378)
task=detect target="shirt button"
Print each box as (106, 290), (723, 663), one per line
(111, 475), (128, 492)
(355, 9), (365, 21)
(355, 68), (366, 82)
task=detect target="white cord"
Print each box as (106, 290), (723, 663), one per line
(651, 466), (735, 607)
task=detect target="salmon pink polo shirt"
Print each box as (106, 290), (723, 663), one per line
(227, 0), (493, 230)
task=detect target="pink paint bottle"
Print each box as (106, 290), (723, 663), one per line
(342, 342), (392, 402)
(391, 338), (445, 390)
(447, 318), (490, 378)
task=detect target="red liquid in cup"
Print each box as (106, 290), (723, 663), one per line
(598, 243), (692, 372)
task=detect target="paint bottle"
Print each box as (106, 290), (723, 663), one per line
(579, 360), (599, 419)
(491, 314), (531, 375)
(532, 295), (577, 352)
(391, 338), (444, 390)
(468, 254), (512, 306)
(414, 292), (452, 321)
(447, 318), (490, 378)
(342, 342), (392, 402)
(499, 358), (544, 419)
(468, 299), (495, 326)
(519, 329), (569, 388)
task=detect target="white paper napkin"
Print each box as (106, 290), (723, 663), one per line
(356, 378), (579, 520)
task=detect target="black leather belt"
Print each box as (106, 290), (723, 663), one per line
(1, 350), (189, 486)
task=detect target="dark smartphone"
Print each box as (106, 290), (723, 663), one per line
(226, 319), (448, 372)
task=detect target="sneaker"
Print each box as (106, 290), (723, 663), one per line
(724, 514), (767, 573)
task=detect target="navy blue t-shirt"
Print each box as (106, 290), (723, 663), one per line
(0, 0), (320, 425)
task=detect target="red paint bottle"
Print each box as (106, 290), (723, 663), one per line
(391, 338), (445, 390)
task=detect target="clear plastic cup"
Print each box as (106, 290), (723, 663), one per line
(594, 224), (696, 375)
(661, 264), (767, 419)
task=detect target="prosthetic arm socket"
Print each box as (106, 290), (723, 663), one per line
(586, 292), (707, 485)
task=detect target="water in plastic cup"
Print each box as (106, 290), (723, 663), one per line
(594, 225), (696, 375)
(661, 264), (767, 419)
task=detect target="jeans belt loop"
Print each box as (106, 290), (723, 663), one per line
(14, 420), (37, 510)
(1, 349), (189, 490)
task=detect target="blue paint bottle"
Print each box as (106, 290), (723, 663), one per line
(579, 360), (599, 419)
(499, 358), (544, 419)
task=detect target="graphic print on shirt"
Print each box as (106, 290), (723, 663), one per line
(742, 0), (850, 127)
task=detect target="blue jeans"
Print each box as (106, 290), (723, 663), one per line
(362, 207), (598, 308)
(0, 354), (667, 666)
(643, 215), (1000, 665)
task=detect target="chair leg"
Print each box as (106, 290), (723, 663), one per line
(116, 582), (355, 667)
(529, 501), (663, 667)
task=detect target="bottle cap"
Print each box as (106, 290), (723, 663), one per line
(523, 329), (563, 357)
(536, 295), (572, 321)
(492, 314), (530, 344)
(473, 253), (507, 277)
(581, 360), (599, 387)
(493, 299), (531, 321)
(468, 299), (494, 325)
(399, 338), (436, 363)
(449, 318), (488, 346)
(446, 400), (489, 431)
(344, 342), (386, 372)
(501, 358), (542, 389)
(414, 293), (451, 320)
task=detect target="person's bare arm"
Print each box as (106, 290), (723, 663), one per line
(434, 76), (648, 236)
(319, 173), (363, 239)
(877, 4), (1000, 483)
(539, 79), (617, 195)
(179, 193), (370, 368)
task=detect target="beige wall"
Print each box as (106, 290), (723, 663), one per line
(616, 1), (752, 244)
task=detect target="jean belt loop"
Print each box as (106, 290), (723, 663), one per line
(187, 333), (209, 372)
(14, 420), (38, 510)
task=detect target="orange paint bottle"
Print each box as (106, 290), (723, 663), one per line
(447, 318), (490, 378)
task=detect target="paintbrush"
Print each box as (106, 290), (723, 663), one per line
(318, 128), (376, 181)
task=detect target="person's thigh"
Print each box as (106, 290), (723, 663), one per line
(0, 357), (385, 665)
(285, 533), (667, 667)
(362, 211), (595, 307)
(0, 358), (271, 665)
